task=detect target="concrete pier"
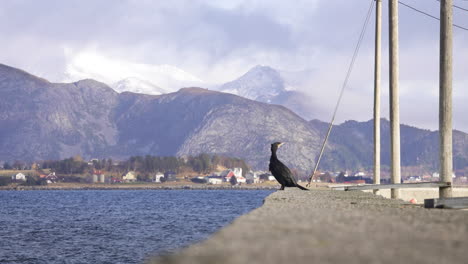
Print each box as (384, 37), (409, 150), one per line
(149, 189), (468, 264)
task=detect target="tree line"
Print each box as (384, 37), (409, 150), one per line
(38, 153), (250, 176)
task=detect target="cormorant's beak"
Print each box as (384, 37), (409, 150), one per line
(278, 142), (285, 148)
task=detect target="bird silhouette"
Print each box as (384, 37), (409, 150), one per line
(269, 142), (308, 190)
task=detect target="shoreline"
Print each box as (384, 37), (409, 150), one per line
(0, 183), (280, 191)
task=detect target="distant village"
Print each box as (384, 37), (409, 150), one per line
(1, 154), (467, 187)
(3, 163), (280, 187)
(0, 154), (271, 187)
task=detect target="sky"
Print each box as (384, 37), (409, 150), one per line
(0, 0), (467, 132)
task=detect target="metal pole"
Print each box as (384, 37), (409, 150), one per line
(389, 0), (401, 199)
(373, 0), (382, 195)
(439, 0), (453, 198)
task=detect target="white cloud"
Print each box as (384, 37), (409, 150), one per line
(63, 48), (205, 91)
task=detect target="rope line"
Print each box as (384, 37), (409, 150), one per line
(306, 0), (375, 187)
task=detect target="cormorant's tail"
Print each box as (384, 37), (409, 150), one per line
(296, 184), (308, 191)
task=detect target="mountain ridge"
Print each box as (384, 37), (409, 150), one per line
(312, 118), (468, 171)
(0, 64), (323, 170)
(1, 63), (467, 172)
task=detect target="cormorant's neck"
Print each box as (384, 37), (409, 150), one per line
(270, 148), (278, 160)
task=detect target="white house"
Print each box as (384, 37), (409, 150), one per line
(123, 171), (137, 182)
(208, 178), (223, 185)
(153, 173), (164, 183)
(12, 173), (26, 181)
(236, 176), (247, 184)
(407, 176), (422, 182)
(233, 168), (242, 177)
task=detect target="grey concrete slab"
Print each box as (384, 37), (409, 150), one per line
(148, 189), (468, 264)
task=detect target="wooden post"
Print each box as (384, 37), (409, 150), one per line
(373, 0), (382, 194)
(389, 0), (401, 199)
(439, 0), (453, 198)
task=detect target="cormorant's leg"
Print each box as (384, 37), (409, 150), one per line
(280, 185), (285, 190)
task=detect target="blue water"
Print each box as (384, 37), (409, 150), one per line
(0, 190), (273, 264)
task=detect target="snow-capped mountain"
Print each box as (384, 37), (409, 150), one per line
(218, 65), (285, 103)
(217, 65), (317, 120)
(112, 77), (168, 95)
(63, 51), (205, 91)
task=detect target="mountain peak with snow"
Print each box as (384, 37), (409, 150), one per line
(112, 77), (168, 95)
(215, 65), (318, 120)
(218, 65), (285, 103)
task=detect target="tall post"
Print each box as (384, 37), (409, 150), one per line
(373, 0), (382, 194)
(389, 0), (401, 199)
(439, 0), (453, 198)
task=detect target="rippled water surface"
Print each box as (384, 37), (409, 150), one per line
(0, 190), (273, 263)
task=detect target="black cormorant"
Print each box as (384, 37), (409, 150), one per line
(269, 142), (308, 190)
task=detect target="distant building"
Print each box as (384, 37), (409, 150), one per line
(153, 173), (164, 183)
(245, 171), (259, 184)
(259, 172), (275, 182)
(233, 168), (242, 177)
(92, 170), (105, 183)
(432, 172), (456, 179)
(406, 176), (422, 183)
(164, 171), (177, 182)
(219, 170), (235, 182)
(236, 176), (246, 184)
(219, 170), (234, 179)
(12, 173), (26, 181)
(46, 172), (58, 183)
(221, 168), (246, 184)
(208, 178), (223, 185)
(123, 171), (137, 182)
